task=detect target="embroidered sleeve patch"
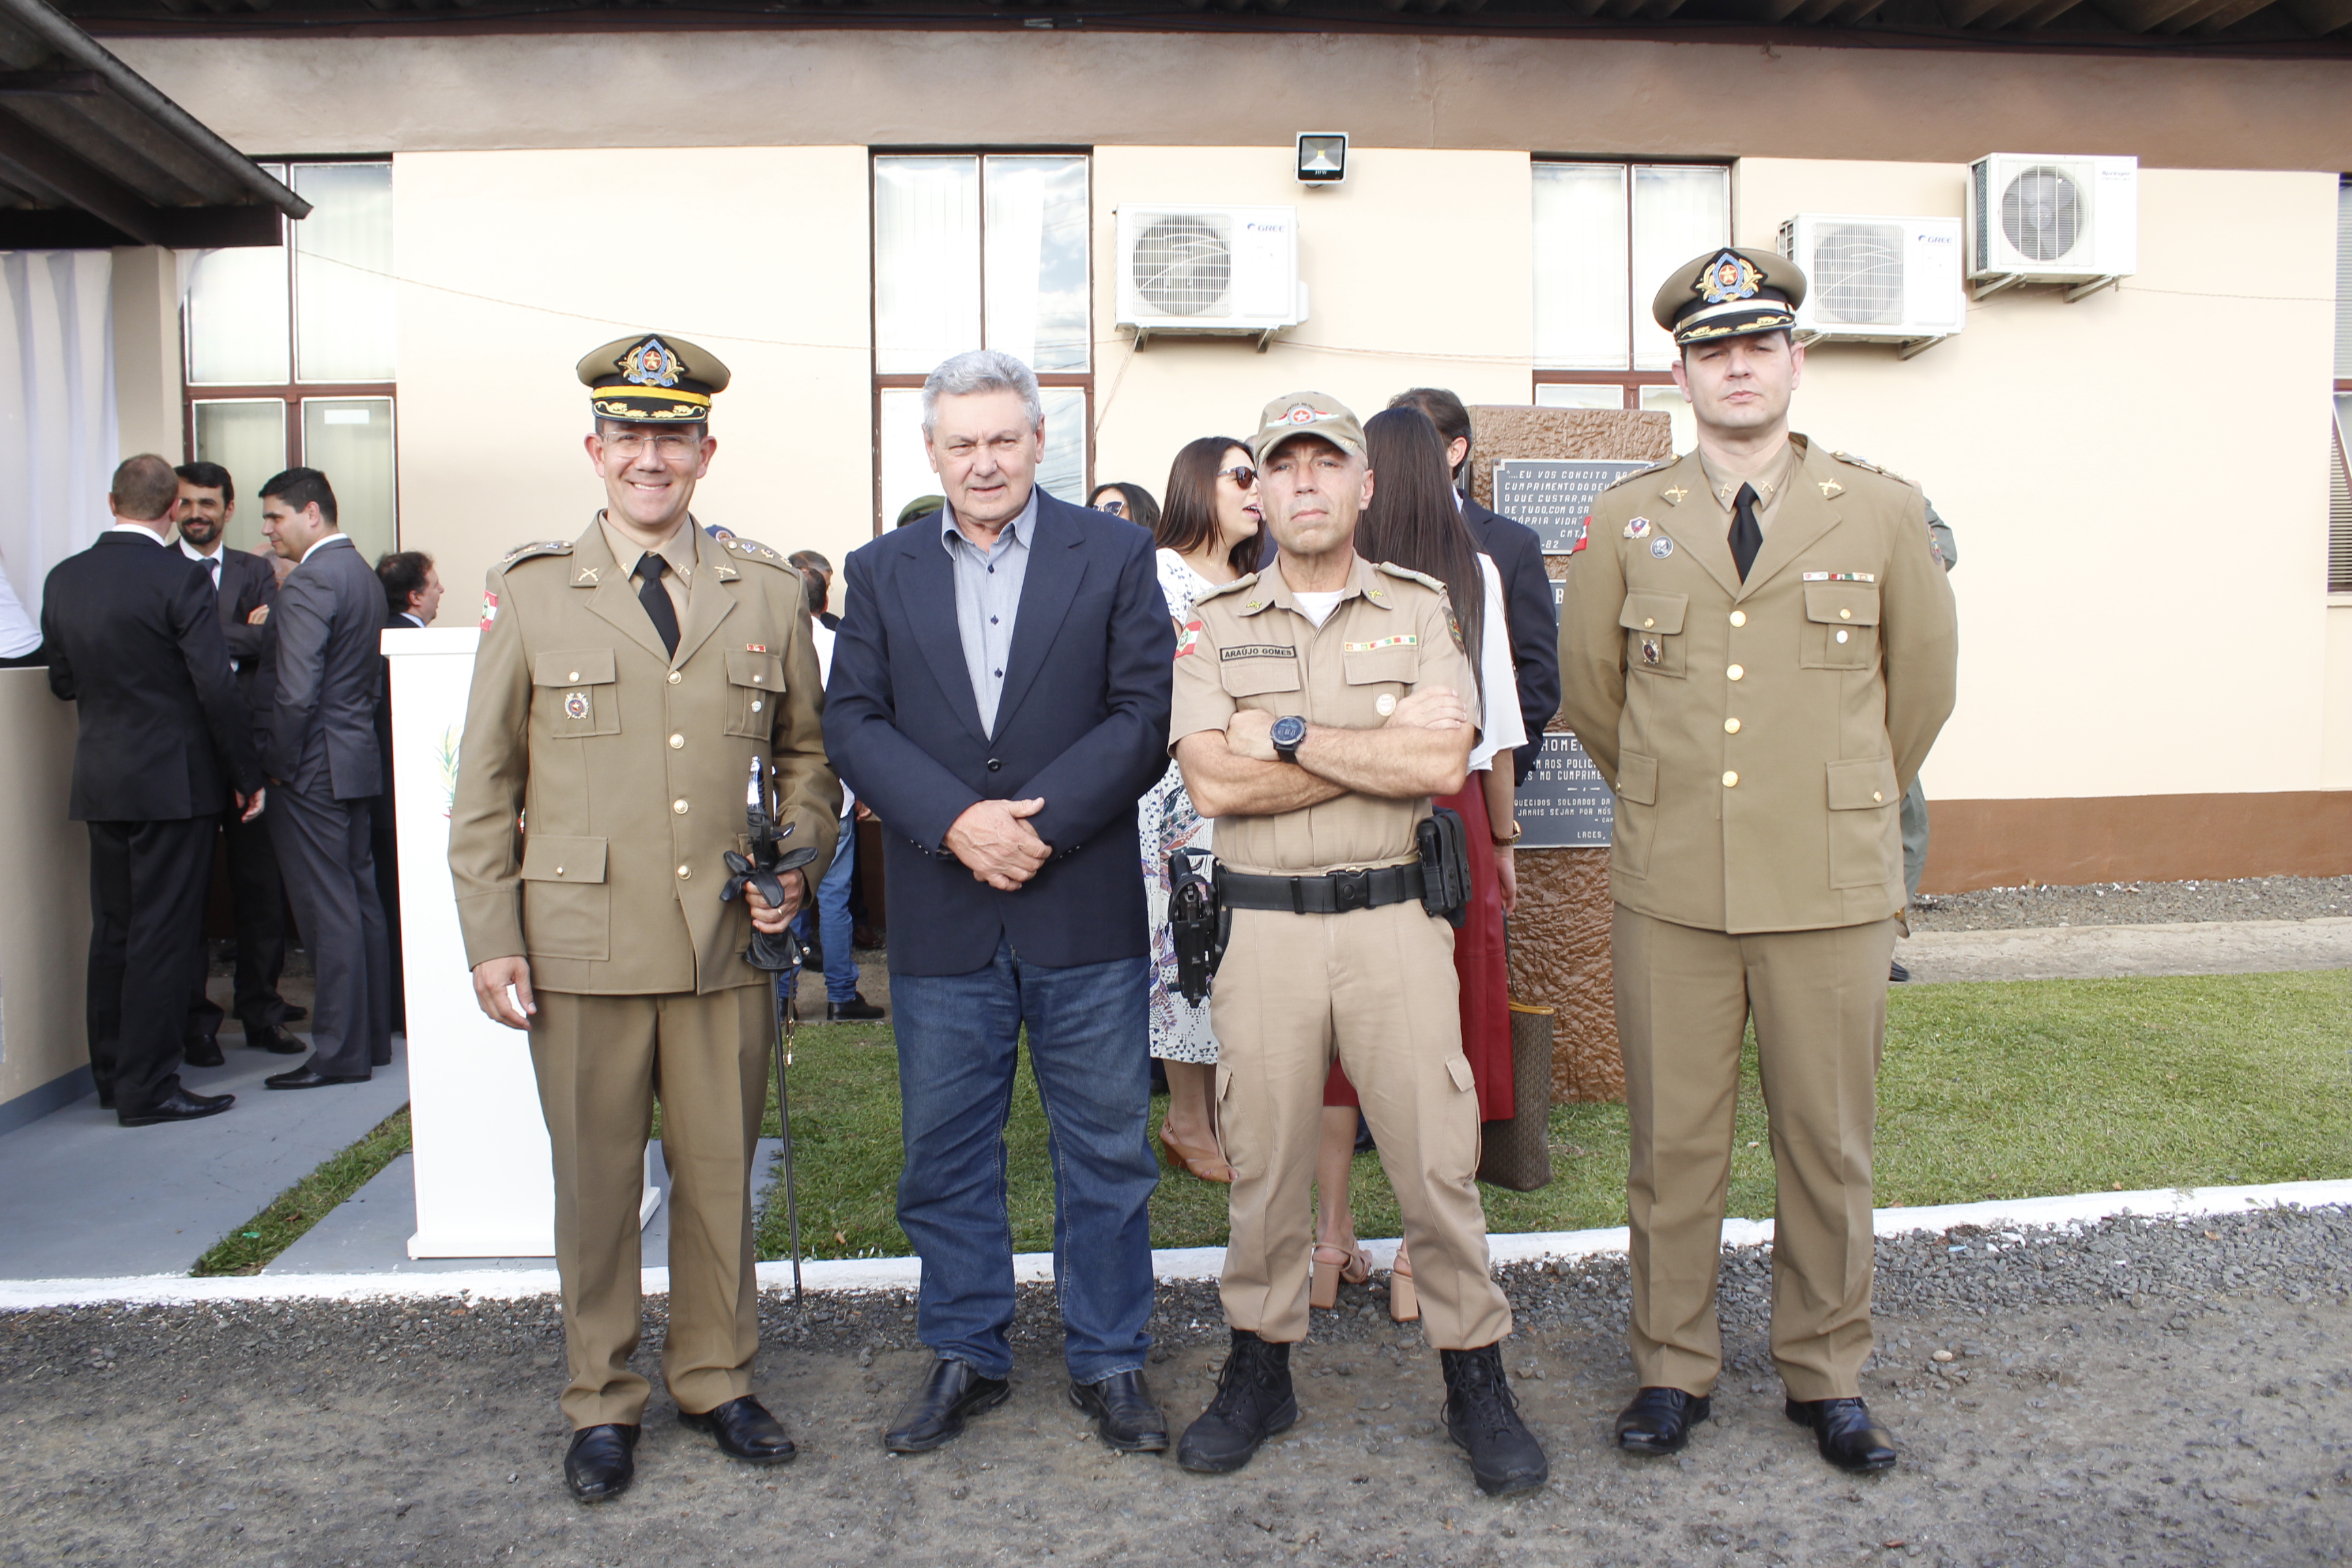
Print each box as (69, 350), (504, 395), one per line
(1174, 619), (1203, 658)
(479, 591), (499, 628)
(1342, 634), (1418, 653)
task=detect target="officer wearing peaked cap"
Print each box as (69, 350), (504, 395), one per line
(1556, 252), (1958, 1473)
(448, 333), (839, 1502)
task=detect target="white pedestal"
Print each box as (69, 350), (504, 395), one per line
(384, 627), (659, 1258)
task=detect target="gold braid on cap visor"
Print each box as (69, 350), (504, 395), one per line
(1673, 300), (1797, 344)
(591, 389), (713, 420)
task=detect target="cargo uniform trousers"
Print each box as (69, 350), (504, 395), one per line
(1614, 906), (1898, 1402)
(1211, 899), (1513, 1350)
(528, 985), (772, 1431)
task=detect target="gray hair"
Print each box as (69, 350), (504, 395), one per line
(921, 349), (1042, 437)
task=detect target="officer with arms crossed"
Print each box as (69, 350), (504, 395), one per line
(1171, 392), (1548, 1498)
(449, 335), (838, 1503)
(1556, 251), (1958, 1472)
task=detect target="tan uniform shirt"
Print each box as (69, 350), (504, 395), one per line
(1170, 554), (1476, 875)
(1556, 436), (1958, 934)
(448, 516), (839, 994)
(1696, 440), (1800, 536)
(600, 513), (697, 623)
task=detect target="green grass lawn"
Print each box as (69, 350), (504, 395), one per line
(751, 969), (2352, 1263)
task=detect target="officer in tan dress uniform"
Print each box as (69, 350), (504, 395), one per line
(1556, 251), (1957, 1473)
(448, 335), (839, 1503)
(1169, 393), (1548, 1498)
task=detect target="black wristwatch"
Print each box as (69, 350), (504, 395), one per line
(1271, 714), (1307, 765)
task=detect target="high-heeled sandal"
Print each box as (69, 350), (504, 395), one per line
(1158, 1122), (1233, 1183)
(1388, 1243), (1419, 1323)
(1310, 1241), (1373, 1309)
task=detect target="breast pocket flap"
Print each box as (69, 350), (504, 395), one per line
(532, 649), (617, 687)
(1341, 648), (1417, 687)
(1618, 592), (1688, 636)
(1825, 757), (1899, 811)
(519, 835), (608, 883)
(1220, 655), (1302, 698)
(724, 649), (786, 691)
(1615, 750), (1659, 806)
(1803, 584), (1882, 627)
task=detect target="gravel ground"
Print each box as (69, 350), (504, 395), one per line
(3, 1206), (2347, 1566)
(1909, 876), (2352, 933)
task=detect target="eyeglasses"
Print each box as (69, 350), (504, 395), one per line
(601, 431), (702, 460)
(1094, 497), (1126, 517)
(1218, 466), (1259, 490)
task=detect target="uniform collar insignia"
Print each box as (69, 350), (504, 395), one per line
(574, 566), (601, 585)
(1662, 485), (1688, 506)
(1818, 479), (1843, 499)
(1702, 250), (1762, 306)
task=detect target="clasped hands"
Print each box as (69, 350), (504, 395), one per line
(1224, 684), (1468, 762)
(947, 796), (1051, 892)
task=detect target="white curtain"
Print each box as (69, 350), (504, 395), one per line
(874, 157), (981, 375)
(0, 250), (117, 635)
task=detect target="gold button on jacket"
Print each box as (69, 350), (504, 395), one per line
(1557, 437), (1958, 934)
(448, 517), (840, 994)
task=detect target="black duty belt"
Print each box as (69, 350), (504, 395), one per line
(1218, 863), (1425, 915)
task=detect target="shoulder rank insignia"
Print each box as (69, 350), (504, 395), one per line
(499, 540), (574, 568)
(1832, 451), (1910, 485)
(1600, 459), (1671, 496)
(1194, 572), (1257, 606)
(1624, 517), (1651, 539)
(721, 537), (787, 566)
(1373, 561), (1446, 594)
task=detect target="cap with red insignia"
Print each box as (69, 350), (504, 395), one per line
(577, 333), (732, 423)
(1652, 248), (1808, 347)
(1250, 390), (1366, 466)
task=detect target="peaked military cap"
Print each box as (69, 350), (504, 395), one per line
(578, 333), (731, 423)
(1652, 248), (1807, 346)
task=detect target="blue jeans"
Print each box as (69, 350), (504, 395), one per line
(788, 816), (860, 1004)
(890, 936), (1158, 1382)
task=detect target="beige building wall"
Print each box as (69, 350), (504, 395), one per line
(389, 147), (875, 610)
(110, 246), (181, 465)
(1090, 147), (1532, 493)
(1735, 160), (2340, 804)
(0, 672), (91, 1123)
(2327, 604), (2352, 790)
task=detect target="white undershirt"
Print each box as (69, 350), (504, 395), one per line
(1292, 589), (1345, 628)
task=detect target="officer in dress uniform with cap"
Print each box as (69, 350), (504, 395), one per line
(1556, 251), (1958, 1473)
(448, 334), (838, 1503)
(1170, 391), (1548, 1498)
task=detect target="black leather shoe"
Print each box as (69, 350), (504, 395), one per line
(1889, 960), (1911, 983)
(679, 1395), (796, 1465)
(885, 1358), (1010, 1453)
(265, 1066), (371, 1090)
(1441, 1344), (1550, 1497)
(1786, 1397), (1897, 1472)
(1177, 1330), (1296, 1474)
(824, 993), (885, 1023)
(1069, 1369), (1169, 1453)
(119, 1089), (235, 1128)
(246, 1023), (307, 1055)
(564, 1423), (638, 1502)
(1614, 1387), (1711, 1455)
(183, 1035), (225, 1068)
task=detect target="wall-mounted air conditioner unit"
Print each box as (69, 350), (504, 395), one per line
(1115, 203), (1308, 350)
(1776, 213), (1965, 359)
(1965, 154), (2138, 301)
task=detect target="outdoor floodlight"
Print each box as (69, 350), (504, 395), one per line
(1295, 133), (1348, 186)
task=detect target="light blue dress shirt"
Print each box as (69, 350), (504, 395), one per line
(940, 487), (1037, 736)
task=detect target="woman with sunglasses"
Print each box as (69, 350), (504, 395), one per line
(1137, 438), (1264, 1183)
(1088, 480), (1161, 532)
(1310, 406), (1526, 1320)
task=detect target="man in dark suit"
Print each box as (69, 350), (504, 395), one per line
(255, 468), (391, 1089)
(826, 350), (1175, 1456)
(1388, 388), (1561, 785)
(172, 461), (303, 1060)
(370, 549), (442, 1033)
(41, 454), (266, 1126)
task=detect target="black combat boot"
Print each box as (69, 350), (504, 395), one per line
(1440, 1343), (1550, 1497)
(1175, 1330), (1297, 1473)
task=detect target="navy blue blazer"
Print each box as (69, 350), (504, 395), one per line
(825, 489), (1175, 977)
(1460, 496), (1561, 787)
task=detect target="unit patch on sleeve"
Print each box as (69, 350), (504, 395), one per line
(478, 592), (498, 629)
(1174, 619), (1204, 659)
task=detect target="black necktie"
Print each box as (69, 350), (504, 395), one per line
(1729, 483), (1763, 583)
(205, 557), (221, 595)
(636, 553), (681, 657)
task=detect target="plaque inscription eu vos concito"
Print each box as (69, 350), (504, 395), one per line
(1494, 459), (1652, 556)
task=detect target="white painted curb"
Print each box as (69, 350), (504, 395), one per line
(3, 1179), (2345, 1312)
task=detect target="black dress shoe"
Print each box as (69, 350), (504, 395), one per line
(1614, 1386), (1711, 1455)
(825, 993), (885, 1023)
(564, 1423), (638, 1502)
(1889, 960), (1912, 983)
(246, 1023), (307, 1055)
(1786, 1397), (1897, 1471)
(183, 1036), (225, 1068)
(1069, 1369), (1169, 1452)
(119, 1088), (235, 1127)
(885, 1357), (1010, 1453)
(1177, 1330), (1296, 1474)
(265, 1066), (371, 1090)
(679, 1395), (796, 1465)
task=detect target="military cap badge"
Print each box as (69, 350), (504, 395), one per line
(1704, 251), (1762, 305)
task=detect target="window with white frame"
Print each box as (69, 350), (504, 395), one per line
(1531, 161), (1731, 455)
(183, 160), (397, 563)
(871, 152), (1092, 532)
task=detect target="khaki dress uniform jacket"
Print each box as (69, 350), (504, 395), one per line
(1173, 554), (1514, 1352)
(1557, 436), (1957, 1401)
(449, 516), (839, 1429)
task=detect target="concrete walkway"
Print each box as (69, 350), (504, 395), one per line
(1899, 915), (2352, 983)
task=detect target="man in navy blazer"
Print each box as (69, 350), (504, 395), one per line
(825, 350), (1175, 1457)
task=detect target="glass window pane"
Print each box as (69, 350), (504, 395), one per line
(2335, 180), (2351, 380)
(1534, 384), (1626, 410)
(1532, 163), (1629, 371)
(186, 244), (289, 387)
(1639, 383), (1696, 457)
(191, 399), (287, 554)
(293, 163), (395, 384)
(1631, 165), (1731, 371)
(875, 157), (981, 376)
(301, 397), (397, 563)
(984, 155), (1090, 374)
(1036, 386), (1088, 506)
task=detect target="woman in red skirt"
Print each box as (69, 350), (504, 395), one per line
(1310, 406), (1526, 1319)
